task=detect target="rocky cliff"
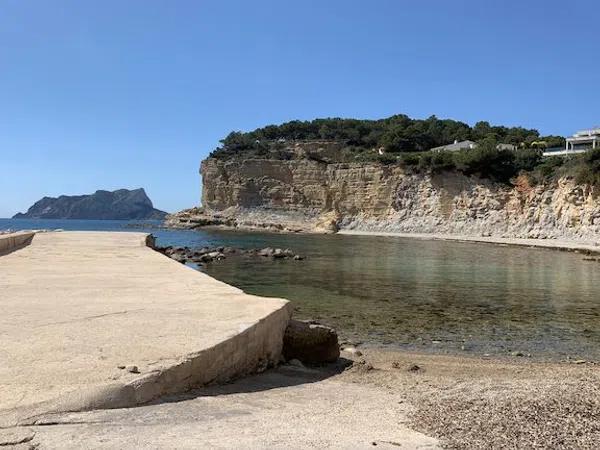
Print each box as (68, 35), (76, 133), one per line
(14, 188), (167, 220)
(167, 147), (600, 242)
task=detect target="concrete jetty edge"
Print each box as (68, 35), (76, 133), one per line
(0, 231), (292, 427)
(0, 231), (35, 256)
(18, 305), (292, 426)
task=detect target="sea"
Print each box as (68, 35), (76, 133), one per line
(2, 217), (600, 361)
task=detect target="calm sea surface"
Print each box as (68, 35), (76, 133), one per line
(2, 218), (600, 360)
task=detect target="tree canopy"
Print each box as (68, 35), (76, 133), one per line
(210, 114), (565, 159)
(206, 115), (597, 188)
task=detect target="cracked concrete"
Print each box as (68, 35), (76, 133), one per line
(0, 232), (291, 429)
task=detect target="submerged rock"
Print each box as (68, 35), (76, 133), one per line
(259, 247), (275, 257)
(156, 244), (304, 264)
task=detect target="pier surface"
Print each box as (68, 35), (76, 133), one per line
(0, 231), (291, 427)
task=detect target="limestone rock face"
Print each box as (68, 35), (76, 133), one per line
(13, 188), (167, 220)
(282, 320), (340, 364)
(171, 148), (600, 241)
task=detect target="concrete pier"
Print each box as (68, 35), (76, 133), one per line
(0, 232), (292, 427)
(0, 231), (35, 255)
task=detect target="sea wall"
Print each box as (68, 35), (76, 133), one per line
(0, 231), (35, 255)
(169, 157), (600, 242)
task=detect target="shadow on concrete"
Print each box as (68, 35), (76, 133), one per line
(152, 358), (353, 405)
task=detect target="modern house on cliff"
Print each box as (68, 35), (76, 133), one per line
(543, 127), (600, 156)
(566, 127), (600, 150)
(431, 140), (516, 152)
(431, 140), (477, 152)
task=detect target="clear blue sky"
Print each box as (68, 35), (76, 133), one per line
(1, 0), (598, 217)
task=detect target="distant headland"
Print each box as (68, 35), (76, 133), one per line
(13, 188), (167, 220)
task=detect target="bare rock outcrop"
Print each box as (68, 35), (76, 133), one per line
(167, 142), (600, 242)
(14, 188), (167, 220)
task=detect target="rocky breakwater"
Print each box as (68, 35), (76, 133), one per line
(156, 244), (304, 265)
(167, 141), (600, 242)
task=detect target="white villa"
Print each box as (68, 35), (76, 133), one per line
(431, 140), (516, 152)
(566, 127), (600, 150)
(431, 140), (477, 152)
(543, 127), (600, 156)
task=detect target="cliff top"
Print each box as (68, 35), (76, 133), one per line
(209, 114), (565, 162)
(204, 115), (600, 188)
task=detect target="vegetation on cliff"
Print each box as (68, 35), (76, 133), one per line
(208, 114), (600, 188)
(394, 143), (600, 187)
(210, 114), (565, 160)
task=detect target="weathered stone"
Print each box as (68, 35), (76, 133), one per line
(171, 254), (187, 263)
(167, 150), (600, 241)
(282, 319), (339, 364)
(287, 358), (305, 368)
(259, 247), (274, 257)
(342, 346), (363, 357)
(348, 359), (373, 373)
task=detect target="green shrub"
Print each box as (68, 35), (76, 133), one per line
(527, 156), (564, 185)
(453, 145), (517, 182)
(429, 151), (456, 173)
(376, 153), (398, 165)
(210, 114), (557, 160)
(514, 148), (543, 172)
(400, 152), (422, 167)
(568, 149), (600, 187)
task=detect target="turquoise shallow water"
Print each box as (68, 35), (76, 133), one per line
(2, 218), (600, 360)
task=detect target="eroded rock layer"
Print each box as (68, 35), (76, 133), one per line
(168, 153), (600, 241)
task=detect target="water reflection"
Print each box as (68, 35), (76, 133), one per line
(200, 232), (600, 360)
(3, 219), (596, 360)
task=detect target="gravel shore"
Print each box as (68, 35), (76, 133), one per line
(339, 348), (600, 449)
(8, 348), (597, 448)
(338, 230), (600, 254)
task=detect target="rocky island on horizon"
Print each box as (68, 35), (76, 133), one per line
(13, 188), (167, 220)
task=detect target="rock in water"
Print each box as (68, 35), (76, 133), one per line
(282, 319), (340, 364)
(13, 188), (167, 220)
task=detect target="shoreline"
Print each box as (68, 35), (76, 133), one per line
(3, 230), (598, 448)
(339, 347), (600, 448)
(338, 229), (600, 254)
(23, 347), (598, 448)
(165, 220), (600, 257)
